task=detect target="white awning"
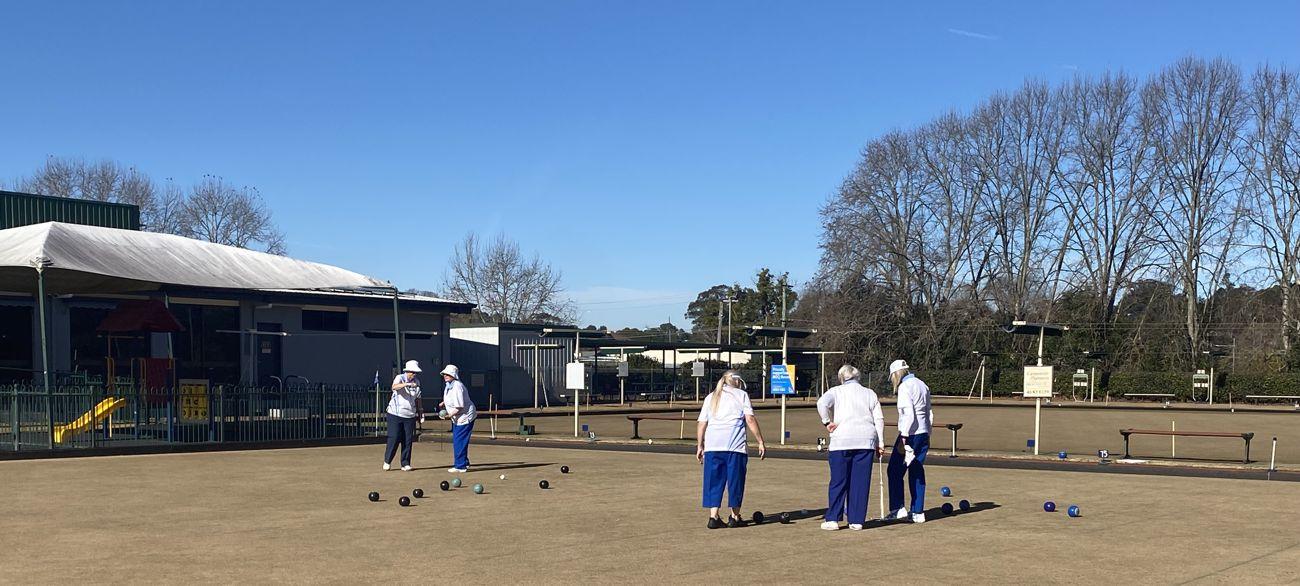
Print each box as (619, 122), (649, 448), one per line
(0, 222), (390, 294)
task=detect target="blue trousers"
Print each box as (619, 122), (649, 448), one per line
(825, 449), (874, 525)
(887, 433), (930, 513)
(384, 413), (416, 467)
(452, 420), (474, 469)
(701, 451), (748, 508)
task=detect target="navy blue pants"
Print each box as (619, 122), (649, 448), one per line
(701, 451), (748, 508)
(887, 432), (930, 513)
(825, 449), (874, 525)
(384, 413), (416, 467)
(452, 420), (474, 469)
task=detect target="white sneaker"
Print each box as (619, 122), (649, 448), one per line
(887, 508), (908, 521)
(848, 524), (864, 531)
(401, 465), (412, 472)
(912, 512), (926, 524)
(447, 467), (467, 473)
(382, 463), (391, 471)
(820, 521), (841, 531)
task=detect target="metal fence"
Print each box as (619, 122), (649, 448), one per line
(0, 383), (388, 452)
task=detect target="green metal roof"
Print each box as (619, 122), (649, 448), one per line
(1, 190), (140, 231)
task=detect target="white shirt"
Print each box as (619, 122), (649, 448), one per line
(896, 374), (933, 437)
(816, 380), (885, 451)
(443, 379), (476, 426)
(697, 386), (754, 454)
(387, 374), (422, 419)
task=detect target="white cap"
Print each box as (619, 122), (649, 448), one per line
(403, 360), (422, 373)
(440, 364), (459, 379)
(888, 359), (909, 375)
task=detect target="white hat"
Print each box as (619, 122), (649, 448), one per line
(888, 359), (909, 375)
(403, 360), (422, 373)
(440, 364), (459, 379)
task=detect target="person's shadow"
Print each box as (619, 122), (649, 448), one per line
(408, 461), (553, 472)
(749, 502), (1000, 527)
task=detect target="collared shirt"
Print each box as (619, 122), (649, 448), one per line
(443, 379), (476, 426)
(387, 374), (421, 419)
(697, 385), (754, 454)
(816, 380), (886, 451)
(896, 373), (933, 436)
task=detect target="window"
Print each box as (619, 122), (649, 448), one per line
(0, 305), (32, 384)
(171, 305), (240, 384)
(302, 309), (348, 332)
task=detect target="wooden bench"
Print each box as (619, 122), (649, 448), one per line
(1244, 395), (1300, 405)
(1120, 428), (1255, 463)
(627, 414), (693, 439)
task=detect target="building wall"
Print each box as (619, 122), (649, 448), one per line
(450, 326), (578, 408)
(1, 190), (141, 230)
(10, 292), (458, 389)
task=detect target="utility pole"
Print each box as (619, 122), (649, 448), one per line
(716, 297), (723, 344)
(723, 294), (737, 346)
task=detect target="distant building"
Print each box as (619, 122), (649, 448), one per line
(0, 198), (473, 388)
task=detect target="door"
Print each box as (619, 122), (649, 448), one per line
(256, 322), (282, 388)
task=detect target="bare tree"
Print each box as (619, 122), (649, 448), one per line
(1061, 71), (1160, 327)
(442, 232), (574, 324)
(181, 175), (287, 254)
(1147, 57), (1248, 358)
(1242, 65), (1300, 351)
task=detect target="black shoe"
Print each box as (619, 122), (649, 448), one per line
(707, 516), (724, 529)
(727, 516), (747, 528)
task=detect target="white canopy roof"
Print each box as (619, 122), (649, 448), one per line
(0, 222), (390, 294)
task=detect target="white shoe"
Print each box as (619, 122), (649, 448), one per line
(887, 508), (908, 521)
(382, 463), (391, 471)
(447, 467), (467, 473)
(912, 512), (926, 524)
(848, 524), (864, 531)
(820, 521), (841, 531)
(401, 465), (412, 472)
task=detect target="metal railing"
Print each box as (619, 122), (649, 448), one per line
(1, 383), (388, 453)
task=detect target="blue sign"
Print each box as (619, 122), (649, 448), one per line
(770, 364), (796, 396)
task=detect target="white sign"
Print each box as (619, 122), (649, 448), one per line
(566, 362), (586, 390)
(617, 361), (629, 378)
(692, 361), (705, 378)
(1023, 366), (1054, 398)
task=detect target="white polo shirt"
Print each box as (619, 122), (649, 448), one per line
(697, 385), (754, 454)
(443, 378), (476, 426)
(387, 374), (422, 419)
(896, 374), (933, 437)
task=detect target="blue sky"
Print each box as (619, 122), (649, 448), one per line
(2, 1), (1298, 328)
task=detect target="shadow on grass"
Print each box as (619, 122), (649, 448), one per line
(747, 501), (1001, 529)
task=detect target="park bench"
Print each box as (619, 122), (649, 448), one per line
(627, 414), (694, 439)
(1244, 395), (1300, 407)
(1120, 428), (1255, 463)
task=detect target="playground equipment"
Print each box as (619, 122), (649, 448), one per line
(53, 396), (127, 443)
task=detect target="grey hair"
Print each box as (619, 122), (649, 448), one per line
(837, 364), (861, 383)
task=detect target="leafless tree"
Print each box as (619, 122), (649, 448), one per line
(14, 157), (286, 252)
(1241, 65), (1300, 350)
(180, 175), (287, 254)
(442, 232), (575, 324)
(1147, 56), (1248, 357)
(1061, 71), (1160, 327)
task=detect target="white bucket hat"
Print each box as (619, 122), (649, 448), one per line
(888, 359), (909, 376)
(440, 364), (460, 379)
(403, 360), (422, 373)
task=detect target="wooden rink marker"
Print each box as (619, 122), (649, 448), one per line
(679, 410), (685, 440)
(1171, 420), (1176, 459)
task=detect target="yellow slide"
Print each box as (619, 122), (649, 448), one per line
(54, 397), (128, 444)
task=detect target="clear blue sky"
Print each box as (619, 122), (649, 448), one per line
(3, 1), (1298, 328)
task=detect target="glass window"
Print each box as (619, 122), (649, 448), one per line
(302, 309), (348, 332)
(0, 305), (33, 384)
